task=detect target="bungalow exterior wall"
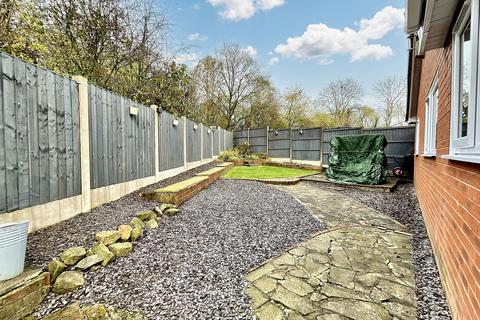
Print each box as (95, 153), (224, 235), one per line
(414, 33), (480, 320)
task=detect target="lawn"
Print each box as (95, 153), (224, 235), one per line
(222, 165), (319, 180)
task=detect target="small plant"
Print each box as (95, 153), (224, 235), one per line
(235, 143), (252, 157)
(218, 149), (241, 161)
(219, 144), (267, 162)
(244, 154), (260, 160)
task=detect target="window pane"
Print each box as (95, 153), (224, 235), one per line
(459, 21), (471, 138)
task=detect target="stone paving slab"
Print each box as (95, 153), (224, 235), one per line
(276, 184), (406, 231)
(246, 226), (416, 320)
(245, 183), (415, 320)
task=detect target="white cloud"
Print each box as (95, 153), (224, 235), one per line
(350, 44), (393, 62)
(358, 6), (405, 40)
(256, 0), (285, 10)
(242, 46), (257, 57)
(188, 33), (208, 41)
(174, 53), (199, 66)
(193, 3), (201, 10)
(275, 6), (404, 63)
(269, 57), (280, 65)
(207, 0), (285, 21)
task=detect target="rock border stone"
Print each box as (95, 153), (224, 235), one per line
(40, 204), (180, 299)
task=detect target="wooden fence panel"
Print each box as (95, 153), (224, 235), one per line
(363, 126), (416, 169)
(268, 129), (291, 158)
(233, 129), (248, 146)
(226, 131), (233, 149)
(219, 128), (225, 152)
(186, 119), (201, 162)
(88, 85), (155, 189)
(203, 127), (213, 158)
(213, 129), (219, 156)
(158, 111), (184, 171)
(292, 128), (322, 161)
(0, 53), (81, 213)
(249, 128), (267, 154)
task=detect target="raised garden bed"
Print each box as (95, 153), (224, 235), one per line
(142, 162), (233, 205)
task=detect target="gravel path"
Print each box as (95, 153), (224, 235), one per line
(305, 181), (452, 320)
(26, 162), (220, 268)
(33, 180), (323, 319)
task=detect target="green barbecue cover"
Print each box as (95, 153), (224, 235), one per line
(325, 134), (388, 185)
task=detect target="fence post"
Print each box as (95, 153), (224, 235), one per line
(247, 128), (250, 145)
(72, 76), (91, 213)
(200, 123), (204, 162)
(319, 127), (324, 166)
(289, 128), (293, 162)
(216, 126), (220, 156)
(211, 127), (214, 158)
(151, 105), (159, 180)
(182, 116), (187, 169)
(266, 126), (269, 155)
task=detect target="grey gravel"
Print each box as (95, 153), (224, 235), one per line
(305, 181), (452, 320)
(32, 179), (323, 319)
(26, 162), (219, 268)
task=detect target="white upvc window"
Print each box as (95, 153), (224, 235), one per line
(424, 77), (439, 156)
(447, 0), (480, 163)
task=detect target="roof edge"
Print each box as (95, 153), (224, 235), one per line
(405, 0), (425, 33)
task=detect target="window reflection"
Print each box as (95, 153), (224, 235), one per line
(459, 21), (471, 138)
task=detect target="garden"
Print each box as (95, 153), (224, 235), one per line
(11, 154), (450, 320)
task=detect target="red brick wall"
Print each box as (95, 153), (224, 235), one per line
(415, 38), (480, 320)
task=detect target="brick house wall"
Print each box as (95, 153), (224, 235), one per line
(415, 37), (480, 319)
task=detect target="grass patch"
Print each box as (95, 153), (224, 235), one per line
(222, 165), (319, 180)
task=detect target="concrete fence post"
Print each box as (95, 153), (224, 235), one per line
(289, 128), (293, 162)
(224, 129), (227, 151)
(182, 116), (187, 169)
(200, 123), (204, 161)
(319, 127), (324, 166)
(211, 127), (214, 158)
(72, 76), (91, 213)
(151, 105), (159, 180)
(266, 126), (269, 155)
(217, 127), (221, 155)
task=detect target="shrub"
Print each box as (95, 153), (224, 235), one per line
(218, 150), (240, 161)
(219, 144), (267, 161)
(245, 154), (261, 160)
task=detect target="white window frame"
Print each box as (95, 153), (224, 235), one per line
(414, 118), (420, 156)
(446, 0), (480, 163)
(424, 76), (439, 157)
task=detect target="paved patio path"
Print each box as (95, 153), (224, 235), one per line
(278, 183), (407, 231)
(245, 183), (416, 320)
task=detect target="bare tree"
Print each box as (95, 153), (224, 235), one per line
(354, 105), (380, 128)
(373, 76), (407, 127)
(281, 87), (312, 128)
(193, 43), (266, 129)
(317, 78), (363, 127)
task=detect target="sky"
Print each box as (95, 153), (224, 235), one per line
(159, 0), (408, 107)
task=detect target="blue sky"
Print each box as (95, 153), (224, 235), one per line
(160, 0), (407, 107)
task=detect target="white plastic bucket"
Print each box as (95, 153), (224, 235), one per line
(0, 221), (29, 281)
